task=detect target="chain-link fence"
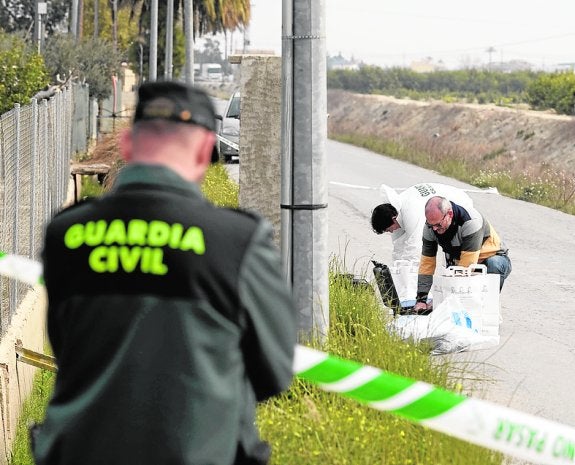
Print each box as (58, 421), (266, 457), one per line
(0, 84), (91, 337)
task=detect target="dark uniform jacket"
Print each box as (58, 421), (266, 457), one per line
(34, 164), (297, 465)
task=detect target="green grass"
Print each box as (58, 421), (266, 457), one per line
(9, 162), (500, 465)
(9, 369), (55, 465)
(331, 132), (575, 215)
(80, 175), (106, 199)
(257, 263), (501, 465)
(201, 162), (240, 207)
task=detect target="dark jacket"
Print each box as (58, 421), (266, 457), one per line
(35, 164), (297, 465)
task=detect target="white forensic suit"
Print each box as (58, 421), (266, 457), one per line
(381, 182), (474, 265)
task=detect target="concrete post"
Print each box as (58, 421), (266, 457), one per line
(238, 56), (282, 247)
(282, 0), (329, 339)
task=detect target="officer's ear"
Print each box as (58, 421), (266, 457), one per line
(119, 128), (133, 162)
(196, 130), (216, 168)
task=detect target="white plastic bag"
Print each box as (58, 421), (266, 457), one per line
(388, 260), (418, 303)
(432, 264), (500, 337)
(388, 294), (500, 355)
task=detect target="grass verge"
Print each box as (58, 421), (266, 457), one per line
(258, 262), (502, 465)
(9, 369), (55, 465)
(332, 133), (575, 215)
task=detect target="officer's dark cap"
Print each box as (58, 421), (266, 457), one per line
(134, 80), (219, 162)
(134, 81), (216, 132)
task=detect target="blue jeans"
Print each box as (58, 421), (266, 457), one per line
(483, 254), (512, 290)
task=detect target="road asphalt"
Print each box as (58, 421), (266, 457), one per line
(226, 137), (575, 430)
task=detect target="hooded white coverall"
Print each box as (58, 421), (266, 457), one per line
(382, 182), (474, 265)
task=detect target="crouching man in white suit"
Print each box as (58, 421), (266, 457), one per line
(371, 183), (474, 265)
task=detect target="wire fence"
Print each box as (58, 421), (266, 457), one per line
(0, 84), (92, 337)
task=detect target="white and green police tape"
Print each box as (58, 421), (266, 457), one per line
(215, 134), (239, 151)
(0, 251), (43, 286)
(2, 251), (575, 465)
(294, 345), (575, 465)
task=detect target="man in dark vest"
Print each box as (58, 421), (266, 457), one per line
(34, 81), (297, 465)
(413, 196), (511, 314)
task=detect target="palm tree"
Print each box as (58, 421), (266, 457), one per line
(120, 0), (251, 37)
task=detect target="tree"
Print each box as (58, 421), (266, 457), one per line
(195, 37), (223, 64)
(0, 31), (49, 114)
(127, 18), (186, 79)
(81, 0), (141, 55)
(43, 34), (123, 101)
(121, 0), (250, 38)
(526, 72), (575, 115)
(0, 0), (69, 36)
(60, 0), (251, 86)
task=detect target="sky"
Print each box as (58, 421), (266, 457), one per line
(224, 0), (575, 70)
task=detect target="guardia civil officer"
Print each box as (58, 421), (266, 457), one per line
(34, 81), (297, 465)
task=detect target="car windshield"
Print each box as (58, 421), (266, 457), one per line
(227, 95), (241, 119)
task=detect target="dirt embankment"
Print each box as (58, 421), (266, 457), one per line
(327, 89), (575, 174)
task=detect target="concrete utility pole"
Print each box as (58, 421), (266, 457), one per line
(165, 0), (174, 79)
(183, 0), (195, 85)
(149, 0), (158, 81)
(281, 0), (329, 339)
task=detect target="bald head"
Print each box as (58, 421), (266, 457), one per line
(424, 196), (453, 233)
(425, 196), (451, 216)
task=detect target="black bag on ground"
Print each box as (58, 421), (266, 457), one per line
(372, 260), (429, 316)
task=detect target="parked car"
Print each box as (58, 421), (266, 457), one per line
(215, 90), (240, 162)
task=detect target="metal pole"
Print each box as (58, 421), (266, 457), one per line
(281, 0), (329, 339)
(281, 0), (294, 284)
(149, 0), (158, 81)
(30, 99), (38, 258)
(34, 1), (40, 53)
(139, 43), (144, 85)
(165, 0), (174, 79)
(71, 0), (79, 40)
(36, 1), (47, 53)
(11, 104), (21, 313)
(184, 0), (194, 85)
(40, 12), (46, 53)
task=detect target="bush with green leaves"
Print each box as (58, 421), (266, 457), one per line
(43, 35), (123, 101)
(0, 31), (49, 114)
(327, 66), (539, 109)
(526, 72), (575, 115)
